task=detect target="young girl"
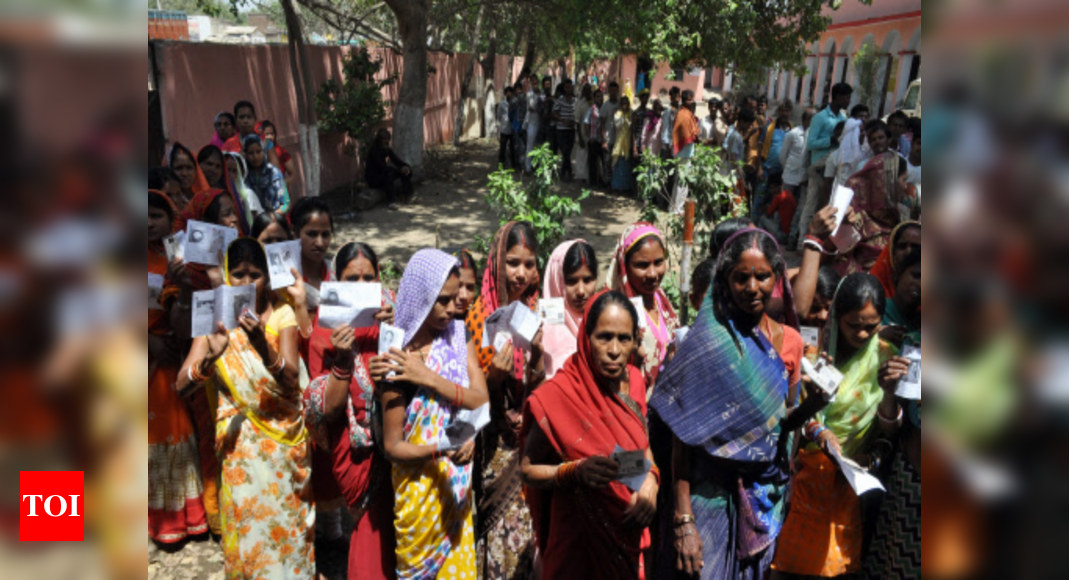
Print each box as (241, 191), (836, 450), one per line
(290, 196), (334, 308)
(453, 249), (479, 322)
(243, 134), (290, 215)
(772, 273), (898, 578)
(148, 190), (207, 544)
(542, 240), (599, 378)
(465, 221), (543, 580)
(251, 211), (293, 246)
(259, 120), (298, 191)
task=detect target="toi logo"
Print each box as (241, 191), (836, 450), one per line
(20, 471), (84, 541)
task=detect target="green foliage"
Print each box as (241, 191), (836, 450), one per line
(315, 48), (394, 158)
(853, 42), (881, 110)
(378, 258), (404, 289)
(483, 144), (590, 265)
(634, 144), (746, 319)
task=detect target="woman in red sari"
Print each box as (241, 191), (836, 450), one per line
(166, 142), (211, 211)
(521, 290), (660, 580)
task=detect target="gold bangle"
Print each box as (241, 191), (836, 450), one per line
(674, 513), (695, 526)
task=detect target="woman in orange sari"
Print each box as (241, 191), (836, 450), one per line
(166, 142), (211, 211)
(148, 190), (208, 544)
(522, 290), (659, 579)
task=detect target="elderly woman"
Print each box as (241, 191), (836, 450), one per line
(369, 249), (490, 579)
(522, 290), (659, 579)
(651, 229), (827, 580)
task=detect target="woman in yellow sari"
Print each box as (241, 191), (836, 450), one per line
(611, 96), (635, 193)
(370, 249), (490, 579)
(177, 238), (314, 579)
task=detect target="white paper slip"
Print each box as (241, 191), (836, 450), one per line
(800, 326), (821, 349)
(317, 282), (382, 329)
(184, 220), (237, 266)
(631, 297), (648, 329)
(829, 184), (855, 236)
(508, 302), (541, 350)
(265, 240), (302, 290)
(438, 403), (491, 451)
(612, 445), (652, 492)
(378, 323), (406, 355)
(802, 357), (844, 400)
(493, 330), (513, 352)
(896, 344), (922, 400)
(538, 298), (566, 326)
(830, 447), (885, 495)
(148, 273), (165, 311)
(191, 284), (256, 337)
(163, 231), (186, 263)
(674, 326), (690, 345)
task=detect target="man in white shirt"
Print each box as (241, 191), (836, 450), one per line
(699, 98), (719, 145)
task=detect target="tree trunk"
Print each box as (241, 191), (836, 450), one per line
(452, 4), (485, 146)
(385, 0), (430, 177)
(280, 0), (320, 197)
(505, 27), (522, 88)
(523, 27), (536, 72)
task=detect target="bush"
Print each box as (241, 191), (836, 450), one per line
(315, 48), (394, 158)
(481, 144), (590, 265)
(853, 42), (880, 111)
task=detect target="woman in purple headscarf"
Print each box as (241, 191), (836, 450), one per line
(369, 249), (490, 579)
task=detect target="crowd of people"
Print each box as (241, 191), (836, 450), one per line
(148, 81), (921, 579)
(495, 75), (921, 253)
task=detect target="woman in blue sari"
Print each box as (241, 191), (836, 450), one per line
(650, 229), (829, 579)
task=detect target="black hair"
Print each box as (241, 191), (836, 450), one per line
(197, 144), (223, 166)
(259, 120), (277, 134)
(691, 256), (716, 301)
(290, 195), (334, 234)
(251, 211), (293, 240)
(710, 217), (753, 257)
(584, 290), (639, 338)
(831, 121), (846, 147)
(908, 117), (921, 140)
(669, 86), (681, 96)
(148, 190), (175, 222)
(831, 83), (854, 99)
(148, 166), (179, 190)
(898, 156), (909, 177)
(887, 110), (909, 124)
(563, 241), (599, 278)
(757, 95), (768, 104)
(581, 83), (593, 100)
(894, 248), (922, 283)
(850, 104), (870, 118)
(227, 237), (268, 274)
(215, 111), (236, 125)
(833, 272), (886, 320)
(624, 233), (664, 264)
(514, 81), (524, 91)
(504, 85), (515, 94)
(738, 108), (756, 124)
(711, 230), (787, 330)
(543, 76), (553, 84)
(233, 100), (256, 118)
(167, 143), (195, 168)
(505, 221), (539, 256)
(864, 119), (891, 139)
(335, 242), (380, 279)
(766, 172), (783, 188)
(205, 194), (228, 225)
(816, 265), (842, 302)
(681, 89), (695, 101)
(562, 77), (573, 85)
(454, 249), (479, 276)
(609, 81), (620, 89)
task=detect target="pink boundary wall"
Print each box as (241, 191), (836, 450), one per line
(153, 41), (524, 196)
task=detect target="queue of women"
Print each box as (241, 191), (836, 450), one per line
(148, 111), (921, 580)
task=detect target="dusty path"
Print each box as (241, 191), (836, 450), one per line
(149, 137), (643, 580)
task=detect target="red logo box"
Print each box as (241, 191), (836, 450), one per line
(20, 471), (84, 541)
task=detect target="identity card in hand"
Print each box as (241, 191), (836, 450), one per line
(482, 302), (540, 350)
(802, 357), (844, 401)
(896, 344), (922, 400)
(191, 284), (256, 337)
(612, 445), (651, 492)
(800, 326), (820, 349)
(163, 231), (186, 262)
(538, 298), (566, 326)
(148, 273), (164, 311)
(317, 282), (382, 329)
(265, 240), (302, 290)
(184, 220), (237, 266)
(438, 403), (491, 451)
(829, 446), (885, 496)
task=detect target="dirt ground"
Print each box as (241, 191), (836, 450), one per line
(148, 137), (644, 580)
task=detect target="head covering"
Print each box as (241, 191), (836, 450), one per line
(197, 145), (252, 234)
(480, 221), (539, 313)
(522, 290), (649, 577)
(870, 220), (920, 298)
(148, 189), (183, 332)
(394, 249), (467, 371)
(542, 240), (584, 377)
(148, 189), (184, 238)
(720, 228), (801, 331)
(165, 142), (210, 199)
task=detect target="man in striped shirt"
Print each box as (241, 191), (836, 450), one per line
(553, 78), (577, 180)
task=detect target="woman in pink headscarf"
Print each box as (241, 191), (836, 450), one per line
(542, 240), (600, 378)
(607, 222), (680, 389)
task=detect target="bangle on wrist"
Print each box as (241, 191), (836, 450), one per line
(877, 404), (903, 424)
(674, 513), (695, 526)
